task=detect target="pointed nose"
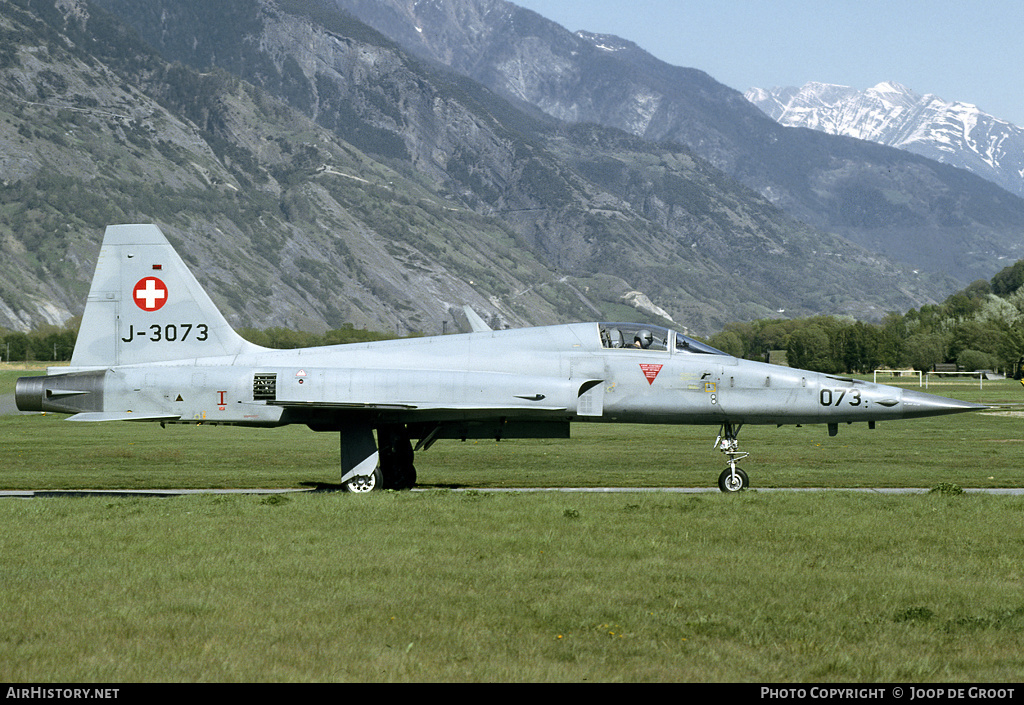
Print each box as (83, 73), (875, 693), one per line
(898, 389), (987, 419)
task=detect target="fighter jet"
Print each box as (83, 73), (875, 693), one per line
(16, 224), (985, 492)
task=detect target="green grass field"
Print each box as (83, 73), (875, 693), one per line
(2, 367), (1023, 681)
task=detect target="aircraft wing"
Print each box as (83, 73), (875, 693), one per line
(266, 401), (419, 410)
(269, 400), (568, 413)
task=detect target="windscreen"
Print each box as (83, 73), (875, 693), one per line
(675, 333), (729, 355)
(599, 323), (727, 355)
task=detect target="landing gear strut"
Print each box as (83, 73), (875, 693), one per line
(715, 422), (749, 493)
(378, 424), (417, 490)
(335, 423), (416, 492)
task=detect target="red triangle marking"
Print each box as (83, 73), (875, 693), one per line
(639, 363), (663, 385)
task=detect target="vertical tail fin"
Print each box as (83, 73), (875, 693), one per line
(462, 305), (492, 332)
(69, 224), (263, 369)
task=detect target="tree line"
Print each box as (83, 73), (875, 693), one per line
(0, 320), (406, 362)
(0, 321), (78, 363)
(6, 261), (1024, 374)
(707, 263), (1024, 376)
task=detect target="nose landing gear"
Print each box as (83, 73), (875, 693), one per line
(715, 422), (749, 493)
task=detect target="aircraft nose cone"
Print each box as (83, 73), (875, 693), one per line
(898, 389), (987, 418)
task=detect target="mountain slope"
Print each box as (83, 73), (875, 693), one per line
(0, 0), (947, 336)
(328, 0), (1024, 286)
(92, 0), (956, 325)
(747, 81), (1024, 201)
(0, 0), (576, 334)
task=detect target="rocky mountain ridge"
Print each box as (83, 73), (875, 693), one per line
(0, 0), (968, 336)
(746, 81), (1024, 200)
(328, 0), (1024, 286)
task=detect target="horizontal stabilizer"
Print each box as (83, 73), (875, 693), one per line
(68, 412), (182, 422)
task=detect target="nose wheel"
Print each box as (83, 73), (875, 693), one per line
(718, 465), (749, 493)
(715, 422), (749, 493)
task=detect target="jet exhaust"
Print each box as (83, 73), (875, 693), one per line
(15, 371), (106, 414)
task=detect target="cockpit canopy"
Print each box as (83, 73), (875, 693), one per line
(599, 323), (728, 355)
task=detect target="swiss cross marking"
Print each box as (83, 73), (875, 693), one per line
(639, 363), (663, 385)
(133, 277), (168, 311)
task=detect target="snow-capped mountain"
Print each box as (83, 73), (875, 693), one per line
(747, 82), (1024, 199)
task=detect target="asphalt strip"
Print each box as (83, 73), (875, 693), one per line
(1, 487), (1022, 498)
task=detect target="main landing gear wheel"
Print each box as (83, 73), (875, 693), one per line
(342, 468), (383, 493)
(718, 467), (749, 493)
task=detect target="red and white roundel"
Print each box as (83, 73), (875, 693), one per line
(133, 277), (168, 311)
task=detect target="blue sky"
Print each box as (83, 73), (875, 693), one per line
(511, 0), (1024, 127)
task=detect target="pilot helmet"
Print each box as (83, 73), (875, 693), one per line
(635, 329), (653, 349)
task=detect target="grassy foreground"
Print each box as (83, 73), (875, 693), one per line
(2, 369), (1023, 681)
(0, 491), (1022, 682)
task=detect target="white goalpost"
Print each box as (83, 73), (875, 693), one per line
(923, 370), (989, 389)
(873, 369), (994, 389)
(873, 369), (922, 386)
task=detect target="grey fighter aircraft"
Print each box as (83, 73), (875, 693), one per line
(17, 224), (984, 492)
